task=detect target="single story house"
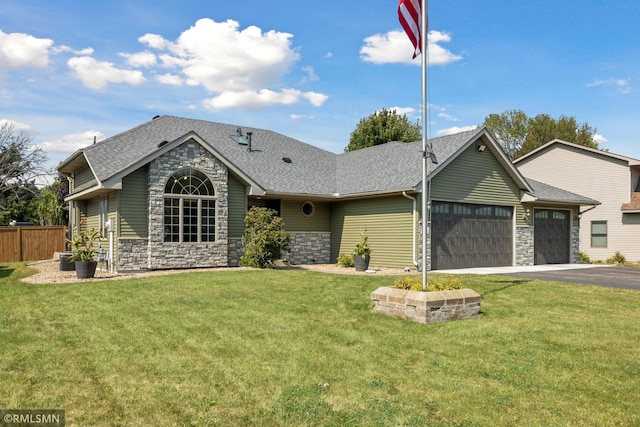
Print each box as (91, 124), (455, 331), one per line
(57, 115), (598, 272)
(514, 139), (640, 262)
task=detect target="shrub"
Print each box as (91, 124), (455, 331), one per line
(240, 207), (291, 269)
(606, 251), (627, 265)
(579, 251), (591, 263)
(393, 275), (462, 292)
(337, 253), (355, 267)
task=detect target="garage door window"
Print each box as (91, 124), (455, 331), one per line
(591, 221), (607, 248)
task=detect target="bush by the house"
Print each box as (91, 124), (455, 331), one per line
(606, 251), (627, 265)
(337, 253), (355, 267)
(240, 207), (291, 269)
(393, 275), (462, 292)
(579, 251), (591, 263)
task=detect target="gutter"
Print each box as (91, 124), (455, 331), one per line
(402, 191), (419, 268)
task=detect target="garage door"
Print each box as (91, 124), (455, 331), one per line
(431, 202), (513, 270)
(534, 209), (570, 264)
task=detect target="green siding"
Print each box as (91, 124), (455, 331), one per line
(281, 200), (331, 232)
(431, 144), (521, 205)
(73, 166), (97, 191)
(430, 144), (527, 225)
(120, 167), (149, 238)
(228, 175), (248, 238)
(331, 196), (415, 268)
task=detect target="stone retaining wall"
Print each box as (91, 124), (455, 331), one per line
(371, 287), (481, 324)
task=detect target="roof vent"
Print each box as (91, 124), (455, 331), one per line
(158, 140), (170, 148)
(152, 115), (161, 120)
(282, 157), (292, 163)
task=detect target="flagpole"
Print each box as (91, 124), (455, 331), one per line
(421, 0), (428, 289)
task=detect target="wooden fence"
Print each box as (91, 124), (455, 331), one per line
(0, 226), (67, 263)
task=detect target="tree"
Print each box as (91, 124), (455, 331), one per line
(240, 207), (291, 269)
(482, 110), (599, 160)
(35, 187), (63, 225)
(345, 108), (422, 152)
(482, 110), (529, 160)
(0, 122), (48, 208)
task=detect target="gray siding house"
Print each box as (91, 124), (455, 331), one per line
(58, 116), (597, 272)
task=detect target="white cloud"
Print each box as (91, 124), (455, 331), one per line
(586, 78), (632, 94)
(437, 125), (478, 136)
(389, 106), (416, 116)
(360, 30), (462, 66)
(593, 134), (608, 144)
(0, 29), (53, 71)
(131, 18), (328, 108)
(300, 66), (318, 84)
(120, 51), (157, 67)
(203, 88), (328, 110)
(34, 130), (105, 157)
(155, 73), (184, 86)
(438, 112), (459, 122)
(0, 118), (31, 131)
(67, 56), (146, 90)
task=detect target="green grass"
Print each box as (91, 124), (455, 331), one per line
(1, 263), (639, 426)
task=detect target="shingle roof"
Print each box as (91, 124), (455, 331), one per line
(335, 128), (480, 195)
(60, 116), (543, 200)
(526, 179), (599, 205)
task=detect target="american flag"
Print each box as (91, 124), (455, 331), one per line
(398, 0), (425, 58)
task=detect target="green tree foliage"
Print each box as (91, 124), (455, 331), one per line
(240, 207), (291, 269)
(345, 108), (422, 152)
(482, 110), (599, 160)
(0, 181), (39, 225)
(36, 187), (63, 225)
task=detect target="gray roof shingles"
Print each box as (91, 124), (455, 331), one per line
(67, 115), (594, 204)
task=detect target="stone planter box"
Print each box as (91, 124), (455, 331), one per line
(371, 287), (481, 324)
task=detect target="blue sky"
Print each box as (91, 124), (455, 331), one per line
(2, 0), (639, 183)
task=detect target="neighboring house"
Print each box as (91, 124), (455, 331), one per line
(515, 139), (640, 262)
(57, 116), (597, 272)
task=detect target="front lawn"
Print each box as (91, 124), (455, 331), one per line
(1, 263), (639, 426)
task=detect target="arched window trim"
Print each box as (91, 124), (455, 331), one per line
(163, 168), (217, 243)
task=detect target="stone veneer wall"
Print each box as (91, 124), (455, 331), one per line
(118, 238), (149, 271)
(571, 225), (580, 263)
(228, 237), (244, 267)
(371, 287), (481, 324)
(284, 232), (331, 265)
(147, 140), (228, 270)
(515, 226), (534, 266)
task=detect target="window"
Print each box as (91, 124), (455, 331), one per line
(301, 201), (315, 217)
(99, 198), (108, 237)
(453, 204), (472, 215)
(163, 168), (216, 243)
(591, 221), (607, 248)
(495, 207), (512, 218)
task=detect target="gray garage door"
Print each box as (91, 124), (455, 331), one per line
(534, 209), (570, 264)
(431, 202), (513, 270)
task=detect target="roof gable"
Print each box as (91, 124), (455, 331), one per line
(514, 139), (640, 166)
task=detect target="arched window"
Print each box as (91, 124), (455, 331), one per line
(163, 168), (216, 243)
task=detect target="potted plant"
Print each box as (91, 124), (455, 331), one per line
(70, 228), (100, 279)
(353, 230), (371, 271)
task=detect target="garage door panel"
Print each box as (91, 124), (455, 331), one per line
(534, 209), (570, 264)
(432, 202), (513, 270)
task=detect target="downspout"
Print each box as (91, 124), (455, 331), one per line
(402, 191), (419, 268)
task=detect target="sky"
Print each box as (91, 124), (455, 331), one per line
(1, 0), (639, 185)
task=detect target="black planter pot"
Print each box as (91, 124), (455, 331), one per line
(75, 260), (97, 279)
(59, 252), (75, 271)
(354, 254), (370, 271)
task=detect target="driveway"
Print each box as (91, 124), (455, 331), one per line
(435, 264), (640, 291)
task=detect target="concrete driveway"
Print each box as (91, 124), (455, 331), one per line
(435, 264), (640, 291)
